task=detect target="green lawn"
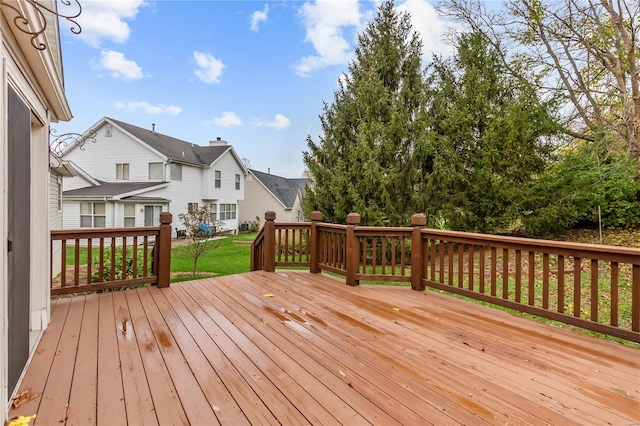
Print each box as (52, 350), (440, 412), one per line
(170, 233), (255, 281)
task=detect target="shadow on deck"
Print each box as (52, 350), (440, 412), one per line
(10, 271), (640, 425)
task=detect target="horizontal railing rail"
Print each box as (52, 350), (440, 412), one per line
(51, 213), (172, 295)
(251, 211), (640, 343)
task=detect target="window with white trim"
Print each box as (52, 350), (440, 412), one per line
(235, 174), (241, 190)
(220, 203), (236, 220)
(188, 202), (199, 214)
(124, 204), (136, 227)
(80, 202), (106, 228)
(116, 163), (130, 180)
(57, 176), (63, 212)
(149, 162), (163, 180)
(210, 203), (217, 222)
(170, 163), (182, 181)
(144, 206), (162, 226)
(215, 170), (221, 188)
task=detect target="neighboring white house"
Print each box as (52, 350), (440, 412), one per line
(1, 1), (73, 421)
(238, 169), (308, 226)
(62, 117), (246, 234)
(49, 159), (77, 277)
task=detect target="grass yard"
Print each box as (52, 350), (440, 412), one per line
(170, 233), (255, 281)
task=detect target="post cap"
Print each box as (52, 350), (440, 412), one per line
(310, 211), (323, 221)
(411, 213), (427, 227)
(265, 211), (276, 221)
(346, 213), (361, 225)
(160, 212), (172, 224)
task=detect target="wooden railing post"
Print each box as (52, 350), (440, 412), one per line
(309, 211), (323, 274)
(411, 213), (427, 291)
(263, 211), (276, 272)
(157, 212), (172, 288)
(346, 213), (361, 286)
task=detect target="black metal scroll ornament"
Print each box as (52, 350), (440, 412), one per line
(0, 0), (83, 50)
(49, 128), (96, 168)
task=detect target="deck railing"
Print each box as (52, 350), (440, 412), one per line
(251, 211), (640, 343)
(51, 212), (172, 295)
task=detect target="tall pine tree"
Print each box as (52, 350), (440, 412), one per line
(419, 31), (558, 233)
(303, 0), (427, 225)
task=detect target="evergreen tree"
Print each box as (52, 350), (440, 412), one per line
(420, 31), (558, 233)
(303, 0), (427, 225)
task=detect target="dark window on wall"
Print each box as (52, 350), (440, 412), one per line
(124, 204), (136, 227)
(220, 203), (236, 220)
(116, 163), (129, 180)
(149, 162), (163, 180)
(188, 202), (199, 214)
(144, 206), (162, 226)
(210, 203), (217, 221)
(170, 163), (182, 181)
(235, 174), (241, 190)
(57, 177), (63, 212)
(80, 202), (106, 227)
(215, 170), (221, 188)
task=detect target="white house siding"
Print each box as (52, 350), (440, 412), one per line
(238, 176), (286, 225)
(50, 173), (63, 277)
(63, 173), (96, 191)
(291, 193), (305, 222)
(64, 123), (166, 182)
(1, 6), (72, 417)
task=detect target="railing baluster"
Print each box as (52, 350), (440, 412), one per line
(574, 257), (582, 318)
(458, 244), (464, 288)
(515, 250), (522, 303)
(111, 237), (116, 281)
(502, 248), (509, 299)
(479, 246), (485, 294)
(429, 240), (435, 281)
(590, 259), (598, 322)
(632, 264), (639, 332)
(391, 238), (396, 276)
(400, 237), (406, 276)
(528, 252), (535, 306)
(74, 239), (80, 286)
(543, 253), (549, 309)
(143, 236), (148, 277)
(99, 238), (105, 283)
(61, 240), (67, 287)
(558, 255), (565, 314)
(446, 243), (452, 285)
(133, 236), (138, 278)
(468, 245), (474, 291)
(87, 238), (92, 285)
(490, 247), (497, 296)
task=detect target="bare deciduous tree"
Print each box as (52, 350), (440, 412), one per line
(439, 0), (640, 169)
(178, 205), (224, 275)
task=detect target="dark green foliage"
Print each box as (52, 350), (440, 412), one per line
(419, 31), (558, 233)
(520, 141), (640, 236)
(304, 0), (427, 226)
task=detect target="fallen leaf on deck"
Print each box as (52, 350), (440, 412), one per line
(263, 293), (274, 297)
(213, 406), (220, 412)
(339, 370), (346, 378)
(36, 349), (43, 355)
(253, 374), (261, 380)
(55, 351), (61, 356)
(7, 414), (36, 426)
(348, 383), (353, 388)
(392, 307), (400, 311)
(65, 404), (72, 419)
(11, 391), (38, 409)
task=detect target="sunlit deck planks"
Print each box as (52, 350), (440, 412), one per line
(9, 270), (640, 425)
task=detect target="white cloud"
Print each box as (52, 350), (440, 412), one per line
(97, 50), (143, 81)
(115, 101), (181, 115)
(213, 112), (242, 127)
(294, 0), (362, 76)
(250, 4), (269, 32)
(193, 51), (225, 84)
(252, 114), (291, 129)
(74, 0), (146, 47)
(397, 0), (459, 60)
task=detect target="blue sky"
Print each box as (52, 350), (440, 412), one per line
(55, 0), (456, 177)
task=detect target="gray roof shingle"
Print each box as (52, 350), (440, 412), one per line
(63, 182), (167, 198)
(250, 169), (308, 208)
(108, 118), (229, 167)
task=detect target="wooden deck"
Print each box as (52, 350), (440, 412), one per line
(9, 271), (640, 425)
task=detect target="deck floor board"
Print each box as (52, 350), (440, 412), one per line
(9, 271), (640, 425)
